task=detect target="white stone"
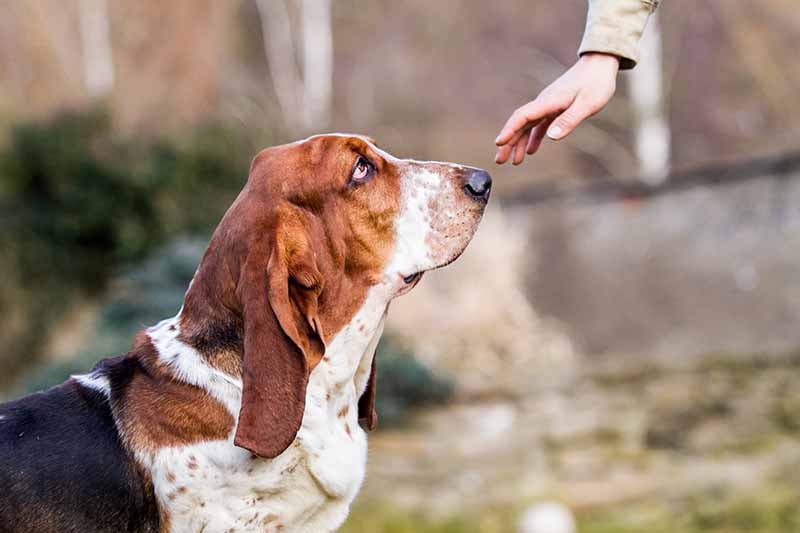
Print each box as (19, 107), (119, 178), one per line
(518, 501), (576, 533)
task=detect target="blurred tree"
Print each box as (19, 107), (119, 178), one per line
(628, 12), (671, 184)
(255, 0), (333, 132)
(78, 0), (115, 99)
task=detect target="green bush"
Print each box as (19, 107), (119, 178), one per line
(374, 338), (454, 427)
(0, 109), (159, 291)
(0, 108), (252, 384)
(13, 238), (205, 396)
(0, 109), (250, 293)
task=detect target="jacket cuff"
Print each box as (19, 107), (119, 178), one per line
(578, 0), (658, 70)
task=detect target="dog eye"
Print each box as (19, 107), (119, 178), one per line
(350, 157), (375, 184)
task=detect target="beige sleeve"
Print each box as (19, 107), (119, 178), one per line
(578, 0), (660, 70)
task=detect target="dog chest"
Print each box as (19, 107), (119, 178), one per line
(149, 408), (367, 532)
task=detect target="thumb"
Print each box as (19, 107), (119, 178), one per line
(546, 94), (600, 140)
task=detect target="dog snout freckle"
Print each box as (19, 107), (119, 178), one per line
(463, 169), (492, 201)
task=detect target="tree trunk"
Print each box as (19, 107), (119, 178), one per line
(256, 0), (333, 133)
(301, 0), (332, 129)
(78, 0), (115, 99)
(627, 12), (670, 185)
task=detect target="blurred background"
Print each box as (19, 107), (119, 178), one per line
(1, 0), (800, 531)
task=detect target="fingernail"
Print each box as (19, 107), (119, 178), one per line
(494, 135), (502, 144)
(547, 125), (563, 139)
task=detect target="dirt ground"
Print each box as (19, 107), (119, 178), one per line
(346, 352), (800, 532)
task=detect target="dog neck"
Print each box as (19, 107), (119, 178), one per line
(144, 281), (391, 441)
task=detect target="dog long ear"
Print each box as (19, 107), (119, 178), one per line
(233, 219), (325, 458)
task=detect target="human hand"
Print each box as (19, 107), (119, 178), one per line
(494, 53), (620, 165)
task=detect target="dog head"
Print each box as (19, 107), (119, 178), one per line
(181, 134), (490, 458)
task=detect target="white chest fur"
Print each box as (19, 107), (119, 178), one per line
(142, 285), (390, 533)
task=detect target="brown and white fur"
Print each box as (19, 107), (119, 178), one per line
(0, 134), (491, 533)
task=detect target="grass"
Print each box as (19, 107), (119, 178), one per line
(341, 503), (512, 533)
(343, 482), (800, 533)
(581, 483), (800, 533)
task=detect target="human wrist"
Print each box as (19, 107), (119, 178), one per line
(578, 52), (621, 72)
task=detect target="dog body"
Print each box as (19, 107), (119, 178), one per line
(0, 135), (490, 532)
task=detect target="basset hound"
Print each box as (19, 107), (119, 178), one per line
(0, 134), (491, 532)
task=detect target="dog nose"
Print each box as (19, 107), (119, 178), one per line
(463, 169), (492, 201)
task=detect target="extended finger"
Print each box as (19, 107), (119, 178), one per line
(496, 121), (536, 164)
(495, 98), (559, 146)
(504, 117), (543, 148)
(547, 93), (604, 140)
(526, 116), (554, 155)
(494, 143), (514, 164)
(511, 135), (528, 165)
